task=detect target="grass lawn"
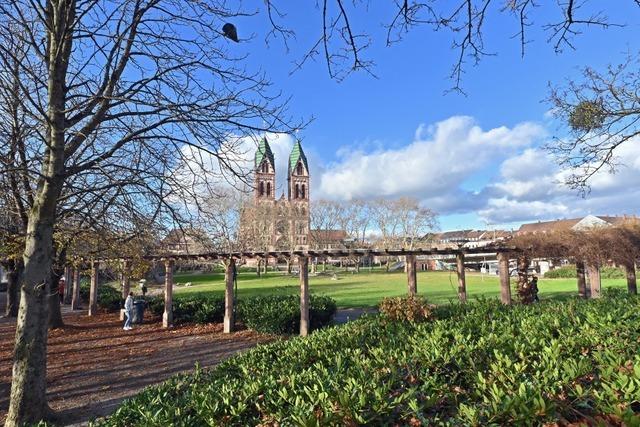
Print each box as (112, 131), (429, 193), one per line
(172, 269), (627, 308)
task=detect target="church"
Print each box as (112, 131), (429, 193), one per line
(240, 137), (311, 251)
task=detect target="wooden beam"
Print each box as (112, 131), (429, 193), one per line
(163, 260), (174, 327)
(71, 268), (81, 310)
(223, 258), (236, 333)
(456, 253), (467, 303)
(407, 254), (417, 296)
(576, 261), (587, 298)
(299, 256), (310, 337)
(498, 252), (512, 305)
(624, 261), (637, 295)
(586, 263), (601, 298)
(88, 261), (99, 316)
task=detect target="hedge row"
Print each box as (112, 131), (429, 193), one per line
(100, 291), (640, 426)
(544, 265), (627, 279)
(145, 294), (336, 334)
(79, 282), (121, 312)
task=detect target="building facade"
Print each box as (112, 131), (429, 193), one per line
(241, 137), (311, 251)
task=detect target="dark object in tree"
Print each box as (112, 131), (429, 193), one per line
(569, 100), (606, 132)
(222, 23), (239, 42)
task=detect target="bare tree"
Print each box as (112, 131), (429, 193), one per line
(267, 1), (635, 90)
(547, 54), (640, 191)
(0, 2), (299, 424)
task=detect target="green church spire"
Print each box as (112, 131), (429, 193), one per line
(288, 140), (308, 174)
(255, 137), (275, 168)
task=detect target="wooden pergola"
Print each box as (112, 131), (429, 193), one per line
(68, 243), (634, 336)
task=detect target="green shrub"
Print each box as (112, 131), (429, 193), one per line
(145, 295), (224, 324)
(379, 295), (434, 322)
(544, 265), (578, 278)
(99, 294), (640, 427)
(79, 282), (122, 312)
(145, 294), (335, 333)
(545, 265), (627, 279)
(238, 295), (337, 334)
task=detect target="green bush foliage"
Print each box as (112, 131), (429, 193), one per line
(99, 294), (640, 426)
(379, 295), (433, 322)
(238, 295), (337, 334)
(145, 294), (336, 333)
(545, 265), (626, 279)
(79, 282), (122, 312)
(146, 295), (224, 325)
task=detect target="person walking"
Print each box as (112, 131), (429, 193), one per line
(123, 292), (134, 330)
(58, 277), (65, 303)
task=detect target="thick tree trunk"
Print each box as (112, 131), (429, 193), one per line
(498, 252), (512, 305)
(586, 263), (601, 298)
(5, 260), (22, 317)
(48, 292), (64, 330)
(7, 208), (61, 424)
(7, 1), (72, 420)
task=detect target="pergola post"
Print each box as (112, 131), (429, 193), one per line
(71, 267), (81, 310)
(456, 253), (467, 302)
(63, 265), (72, 304)
(498, 252), (512, 305)
(586, 263), (601, 298)
(163, 259), (174, 328)
(406, 254), (417, 296)
(576, 261), (587, 298)
(223, 258), (236, 333)
(88, 261), (99, 316)
(299, 256), (310, 337)
(120, 260), (131, 321)
(623, 261), (637, 295)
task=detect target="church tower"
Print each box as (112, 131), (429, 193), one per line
(288, 140), (310, 248)
(254, 137), (275, 200)
(288, 140), (309, 202)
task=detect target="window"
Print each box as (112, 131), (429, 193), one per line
(297, 162), (303, 175)
(295, 184), (299, 199)
(301, 184), (306, 199)
(259, 181), (264, 196)
(266, 182), (271, 197)
(262, 161), (268, 173)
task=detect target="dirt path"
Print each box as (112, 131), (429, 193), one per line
(0, 308), (272, 426)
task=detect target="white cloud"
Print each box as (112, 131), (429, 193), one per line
(316, 116), (545, 201)
(479, 139), (640, 225)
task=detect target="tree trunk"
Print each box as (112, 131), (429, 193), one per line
(286, 259), (292, 274)
(48, 271), (64, 329)
(586, 263), (601, 298)
(7, 1), (72, 420)
(63, 266), (72, 304)
(256, 259), (262, 277)
(163, 260), (174, 328)
(5, 260), (22, 317)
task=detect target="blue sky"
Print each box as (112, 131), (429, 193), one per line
(231, 2), (640, 231)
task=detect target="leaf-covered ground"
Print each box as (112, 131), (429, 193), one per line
(0, 307), (271, 425)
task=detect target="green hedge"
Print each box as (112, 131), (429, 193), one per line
(99, 293), (640, 426)
(238, 295), (337, 334)
(79, 282), (121, 312)
(544, 265), (627, 279)
(145, 294), (336, 334)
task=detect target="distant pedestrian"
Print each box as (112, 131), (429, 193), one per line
(58, 277), (65, 303)
(124, 292), (134, 330)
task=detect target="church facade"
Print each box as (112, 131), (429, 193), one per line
(241, 137), (310, 251)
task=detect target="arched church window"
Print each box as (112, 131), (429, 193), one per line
(259, 181), (264, 196)
(266, 182), (271, 196)
(262, 162), (268, 173)
(295, 184), (300, 199)
(301, 184), (306, 199)
(296, 162), (303, 175)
